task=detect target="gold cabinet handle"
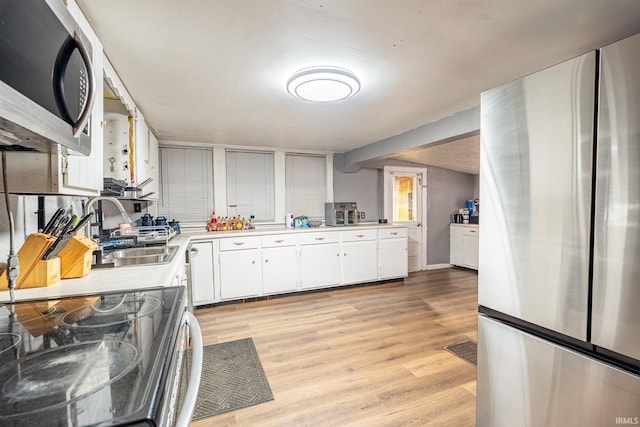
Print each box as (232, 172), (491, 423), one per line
(356, 234), (364, 238)
(251, 260), (255, 264)
(233, 242), (245, 246)
(265, 259), (269, 263)
(274, 239), (284, 243)
(391, 232), (398, 235)
(315, 237), (325, 241)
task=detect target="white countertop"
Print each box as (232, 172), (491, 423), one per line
(184, 222), (406, 241)
(450, 223), (479, 228)
(0, 224), (407, 303)
(0, 236), (191, 303)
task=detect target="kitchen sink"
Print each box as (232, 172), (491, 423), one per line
(103, 245), (180, 267)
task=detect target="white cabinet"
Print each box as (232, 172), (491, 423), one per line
(341, 229), (378, 284)
(206, 226), (408, 302)
(261, 234), (298, 295)
(144, 130), (160, 198)
(133, 113), (159, 196)
(102, 109), (131, 183)
(190, 241), (215, 306)
(218, 236), (261, 300)
(379, 228), (408, 279)
(450, 224), (479, 270)
(300, 232), (341, 289)
(133, 113), (149, 187)
(102, 110), (158, 197)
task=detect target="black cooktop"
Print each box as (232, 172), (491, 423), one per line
(0, 286), (184, 426)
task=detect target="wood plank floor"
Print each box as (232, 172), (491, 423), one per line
(192, 267), (478, 427)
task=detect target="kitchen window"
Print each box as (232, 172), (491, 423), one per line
(285, 153), (327, 219)
(225, 149), (275, 221)
(158, 146), (214, 222)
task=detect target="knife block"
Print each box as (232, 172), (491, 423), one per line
(0, 233), (60, 291)
(20, 258), (61, 289)
(59, 235), (99, 279)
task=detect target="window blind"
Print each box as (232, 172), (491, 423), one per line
(285, 153), (327, 218)
(226, 150), (275, 221)
(159, 146), (213, 223)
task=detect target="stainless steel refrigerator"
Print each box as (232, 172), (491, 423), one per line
(477, 33), (640, 427)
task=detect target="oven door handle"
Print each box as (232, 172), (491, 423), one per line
(175, 311), (203, 427)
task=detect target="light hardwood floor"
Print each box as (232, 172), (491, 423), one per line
(192, 267), (478, 427)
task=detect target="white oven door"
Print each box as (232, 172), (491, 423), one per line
(159, 311), (203, 427)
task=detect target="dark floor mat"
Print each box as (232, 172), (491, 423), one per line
(444, 340), (477, 366)
(191, 337), (274, 420)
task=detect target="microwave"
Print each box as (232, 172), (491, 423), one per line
(0, 0), (96, 155)
(325, 202), (359, 226)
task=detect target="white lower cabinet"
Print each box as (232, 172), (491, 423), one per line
(300, 232), (341, 289)
(191, 241), (215, 306)
(206, 226), (408, 303)
(341, 229), (378, 284)
(261, 234), (298, 294)
(450, 224), (479, 270)
(219, 236), (262, 300)
(379, 228), (409, 279)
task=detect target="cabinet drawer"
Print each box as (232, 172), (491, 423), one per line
(340, 229), (378, 242)
(463, 227), (479, 236)
(299, 231), (340, 245)
(219, 236), (261, 251)
(450, 225), (478, 236)
(450, 224), (479, 237)
(379, 228), (407, 239)
(261, 234), (298, 248)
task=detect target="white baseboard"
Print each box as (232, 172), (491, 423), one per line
(426, 263), (452, 270)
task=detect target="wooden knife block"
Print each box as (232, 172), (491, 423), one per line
(0, 233), (60, 291)
(59, 235), (99, 279)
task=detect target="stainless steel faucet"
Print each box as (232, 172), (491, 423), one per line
(83, 196), (133, 241)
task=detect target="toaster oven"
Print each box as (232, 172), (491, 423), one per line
(325, 202), (358, 226)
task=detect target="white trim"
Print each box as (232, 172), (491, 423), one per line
(212, 146), (227, 217)
(274, 151), (286, 224)
(382, 165), (428, 271)
(158, 140), (334, 156)
(326, 154), (334, 202)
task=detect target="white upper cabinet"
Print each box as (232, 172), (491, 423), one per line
(144, 130), (160, 198)
(102, 57), (158, 198)
(134, 114), (159, 198)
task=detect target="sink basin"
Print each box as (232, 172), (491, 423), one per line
(103, 245), (180, 267)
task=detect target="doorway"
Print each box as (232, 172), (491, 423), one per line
(383, 166), (428, 272)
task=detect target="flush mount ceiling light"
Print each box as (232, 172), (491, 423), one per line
(287, 66), (360, 102)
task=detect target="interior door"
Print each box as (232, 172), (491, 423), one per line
(383, 166), (427, 272)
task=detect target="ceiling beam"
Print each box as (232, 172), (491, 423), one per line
(339, 106), (480, 173)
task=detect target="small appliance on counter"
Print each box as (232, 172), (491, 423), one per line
(325, 202), (358, 226)
(451, 199), (479, 224)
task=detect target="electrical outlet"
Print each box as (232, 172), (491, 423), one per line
(133, 202), (142, 213)
(360, 211), (365, 220)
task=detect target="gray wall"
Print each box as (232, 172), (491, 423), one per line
(333, 161), (476, 266)
(427, 167), (476, 265)
(332, 166), (382, 221)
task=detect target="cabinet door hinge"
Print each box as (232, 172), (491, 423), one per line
(61, 151), (69, 174)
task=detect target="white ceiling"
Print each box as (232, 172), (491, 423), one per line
(76, 0), (640, 174)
